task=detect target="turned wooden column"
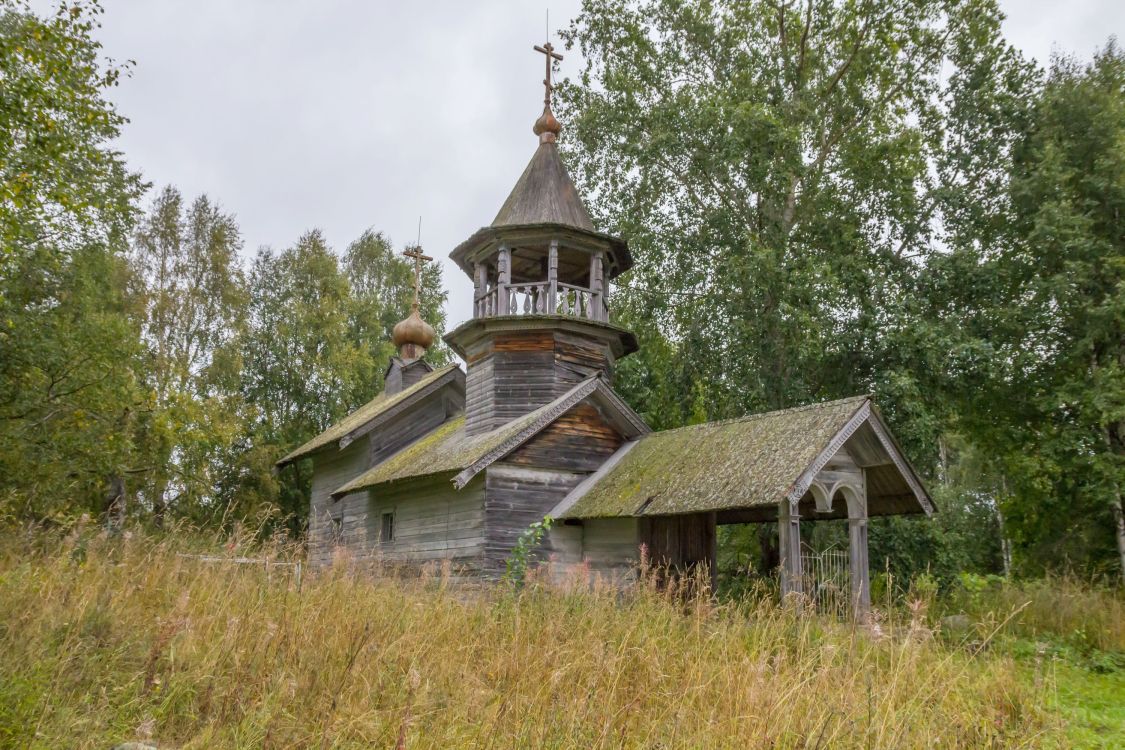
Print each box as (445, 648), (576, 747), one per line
(473, 261), (488, 317)
(497, 245), (511, 315)
(590, 251), (603, 321)
(547, 239), (558, 314)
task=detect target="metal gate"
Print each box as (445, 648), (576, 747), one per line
(801, 544), (850, 616)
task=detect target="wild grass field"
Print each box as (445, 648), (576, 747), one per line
(0, 525), (1122, 749)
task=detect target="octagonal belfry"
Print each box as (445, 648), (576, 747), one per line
(444, 42), (636, 436)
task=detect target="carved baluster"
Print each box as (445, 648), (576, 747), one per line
(522, 286), (532, 313)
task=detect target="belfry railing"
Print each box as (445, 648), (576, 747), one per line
(474, 281), (609, 323)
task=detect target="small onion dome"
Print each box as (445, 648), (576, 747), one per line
(392, 307), (435, 352)
(533, 104), (562, 143)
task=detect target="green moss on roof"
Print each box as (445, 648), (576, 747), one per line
(276, 364), (459, 467)
(560, 395), (870, 519)
(332, 384), (580, 496)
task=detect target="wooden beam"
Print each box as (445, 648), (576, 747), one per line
(847, 477), (871, 614)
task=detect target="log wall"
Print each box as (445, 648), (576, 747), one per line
(465, 330), (614, 435)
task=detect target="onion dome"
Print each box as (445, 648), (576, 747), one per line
(533, 104), (562, 143)
(392, 307), (435, 360)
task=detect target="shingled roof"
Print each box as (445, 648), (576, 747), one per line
(554, 395), (932, 519)
(492, 141), (594, 230)
(275, 364), (461, 467)
(331, 376), (649, 498)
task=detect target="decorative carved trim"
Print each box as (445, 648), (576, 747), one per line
(786, 401), (872, 503)
(452, 377), (601, 489)
(589, 379), (651, 437)
(866, 410), (935, 515)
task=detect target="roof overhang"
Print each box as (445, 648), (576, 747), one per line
(449, 223), (632, 281)
(443, 314), (638, 360)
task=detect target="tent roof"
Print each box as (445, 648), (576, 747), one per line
(492, 141), (594, 230)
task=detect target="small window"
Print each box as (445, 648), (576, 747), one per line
(381, 511), (395, 543)
(330, 517), (343, 545)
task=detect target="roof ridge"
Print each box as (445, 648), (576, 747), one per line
(644, 394), (872, 438)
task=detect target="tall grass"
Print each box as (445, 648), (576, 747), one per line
(942, 573), (1125, 654)
(0, 526), (1063, 749)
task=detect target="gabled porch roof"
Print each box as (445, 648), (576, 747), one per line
(551, 396), (934, 521)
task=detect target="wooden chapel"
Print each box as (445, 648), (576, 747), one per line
(275, 41), (934, 610)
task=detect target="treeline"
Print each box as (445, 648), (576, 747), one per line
(3, 1), (1123, 582)
(559, 0), (1124, 581)
(0, 2), (445, 532)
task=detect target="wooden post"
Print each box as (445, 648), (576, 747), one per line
(590, 252), (604, 321)
(602, 265), (611, 322)
(547, 240), (558, 314)
(473, 261), (487, 317)
(497, 245), (511, 315)
(846, 483), (871, 614)
(779, 498), (803, 599)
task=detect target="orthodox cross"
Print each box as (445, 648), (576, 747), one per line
(533, 41), (563, 108)
(403, 245), (433, 309)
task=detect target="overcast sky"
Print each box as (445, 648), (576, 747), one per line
(87, 0), (1122, 329)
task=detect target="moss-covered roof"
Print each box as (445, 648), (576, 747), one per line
(558, 395), (871, 519)
(332, 376), (650, 498)
(276, 364), (460, 467)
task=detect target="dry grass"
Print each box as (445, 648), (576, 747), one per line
(0, 525), (1061, 749)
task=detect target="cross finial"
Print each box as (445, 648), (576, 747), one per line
(403, 244), (433, 310)
(533, 41), (564, 109)
(532, 42), (564, 142)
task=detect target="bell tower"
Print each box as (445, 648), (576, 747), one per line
(444, 41), (637, 436)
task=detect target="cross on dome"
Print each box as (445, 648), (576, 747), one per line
(403, 244), (433, 310)
(532, 42), (564, 143)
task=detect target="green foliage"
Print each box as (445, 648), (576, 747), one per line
(503, 515), (553, 587)
(0, 0), (146, 519)
(938, 43), (1125, 577)
(236, 229), (447, 531)
(560, 0), (1124, 579)
(129, 186), (247, 524)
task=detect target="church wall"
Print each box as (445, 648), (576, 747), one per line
(482, 463), (585, 577)
(367, 395), (460, 467)
(482, 404), (625, 576)
(367, 473), (487, 576)
(504, 402), (624, 472)
(464, 330), (615, 436)
(546, 518), (640, 588)
(308, 440), (371, 568)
